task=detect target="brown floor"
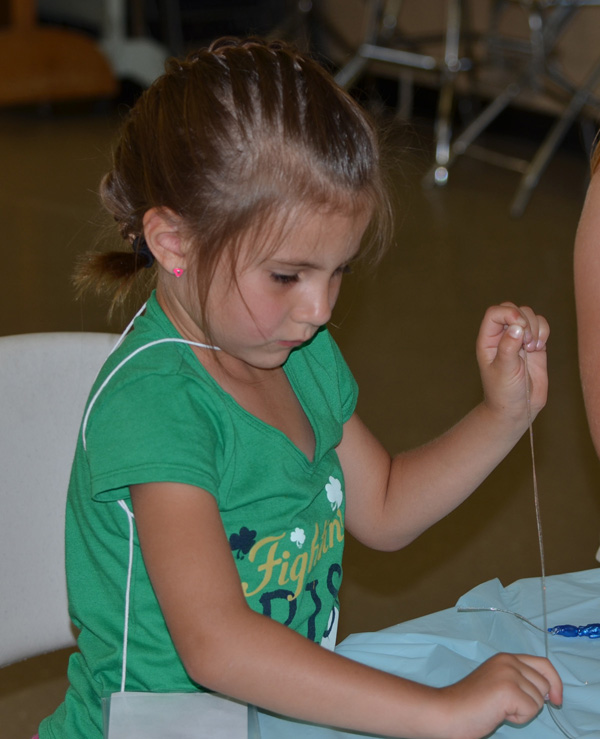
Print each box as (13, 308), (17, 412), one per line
(1, 100), (600, 737)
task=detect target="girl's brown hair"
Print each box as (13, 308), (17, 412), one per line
(76, 37), (393, 317)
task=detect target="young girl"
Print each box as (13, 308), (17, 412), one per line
(39, 37), (561, 739)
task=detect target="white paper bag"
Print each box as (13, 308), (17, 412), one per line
(105, 691), (250, 738)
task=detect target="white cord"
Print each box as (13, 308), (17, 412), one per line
(117, 499), (135, 693)
(82, 337), (219, 450)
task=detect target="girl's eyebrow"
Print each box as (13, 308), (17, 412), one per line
(266, 251), (360, 270)
(267, 258), (321, 269)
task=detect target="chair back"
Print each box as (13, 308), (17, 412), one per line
(0, 331), (116, 667)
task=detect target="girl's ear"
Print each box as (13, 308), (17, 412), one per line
(143, 208), (188, 273)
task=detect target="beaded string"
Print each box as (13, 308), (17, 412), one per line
(524, 350), (576, 738)
(523, 349), (549, 658)
(459, 346), (578, 738)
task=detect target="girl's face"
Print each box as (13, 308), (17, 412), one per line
(202, 206), (372, 373)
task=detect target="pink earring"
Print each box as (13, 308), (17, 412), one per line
(173, 267), (184, 278)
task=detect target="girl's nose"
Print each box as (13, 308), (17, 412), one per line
(296, 285), (333, 327)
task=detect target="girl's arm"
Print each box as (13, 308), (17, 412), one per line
(131, 481), (561, 739)
(339, 303), (549, 551)
(574, 168), (600, 459)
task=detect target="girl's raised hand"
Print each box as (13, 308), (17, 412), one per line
(476, 303), (549, 426)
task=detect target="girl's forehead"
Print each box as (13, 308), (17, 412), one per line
(244, 203), (373, 265)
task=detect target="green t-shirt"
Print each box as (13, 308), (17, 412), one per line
(40, 293), (358, 738)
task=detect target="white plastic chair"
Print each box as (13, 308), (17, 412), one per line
(0, 331), (117, 668)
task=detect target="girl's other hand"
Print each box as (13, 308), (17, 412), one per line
(476, 302), (549, 425)
(435, 652), (562, 739)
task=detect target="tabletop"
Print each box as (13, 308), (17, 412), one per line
(256, 568), (600, 738)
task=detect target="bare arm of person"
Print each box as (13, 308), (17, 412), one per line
(574, 168), (600, 458)
(130, 481), (561, 739)
(339, 303), (549, 551)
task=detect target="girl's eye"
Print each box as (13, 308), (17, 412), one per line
(335, 264), (353, 277)
(271, 273), (299, 285)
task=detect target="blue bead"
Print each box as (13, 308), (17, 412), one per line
(580, 624), (600, 638)
(548, 624), (579, 637)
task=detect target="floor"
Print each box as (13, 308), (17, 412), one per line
(1, 87), (600, 737)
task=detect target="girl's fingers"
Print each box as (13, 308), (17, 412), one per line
(483, 303), (549, 353)
(515, 655), (563, 707)
(511, 305), (550, 352)
(527, 312), (550, 352)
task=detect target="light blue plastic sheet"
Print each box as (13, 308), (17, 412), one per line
(257, 569), (600, 738)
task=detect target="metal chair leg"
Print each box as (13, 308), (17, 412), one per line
(335, 0), (472, 186)
(510, 56), (600, 217)
(431, 0), (468, 183)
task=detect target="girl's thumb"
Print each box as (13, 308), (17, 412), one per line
(507, 324), (524, 341)
(494, 323), (525, 365)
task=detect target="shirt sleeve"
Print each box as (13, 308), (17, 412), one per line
(287, 327), (358, 428)
(83, 366), (228, 503)
(322, 330), (359, 423)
